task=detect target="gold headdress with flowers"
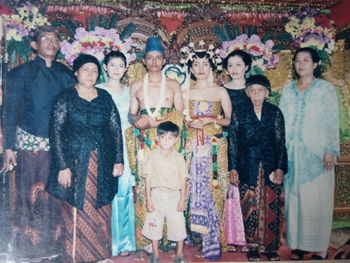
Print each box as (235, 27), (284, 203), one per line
(179, 40), (223, 122)
(179, 40), (223, 72)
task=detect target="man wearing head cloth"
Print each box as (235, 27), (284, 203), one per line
(125, 36), (185, 252)
(1, 26), (75, 261)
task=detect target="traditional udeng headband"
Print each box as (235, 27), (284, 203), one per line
(179, 40), (223, 71)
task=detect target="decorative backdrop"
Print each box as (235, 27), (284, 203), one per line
(0, 0), (350, 220)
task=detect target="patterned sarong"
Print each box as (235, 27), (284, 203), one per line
(190, 137), (221, 260)
(239, 164), (282, 252)
(186, 100), (229, 260)
(61, 151), (112, 262)
(11, 144), (62, 261)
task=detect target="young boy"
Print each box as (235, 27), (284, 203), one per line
(142, 121), (188, 263)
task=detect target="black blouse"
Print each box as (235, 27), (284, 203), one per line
(228, 101), (288, 186)
(225, 87), (250, 114)
(46, 87), (123, 210)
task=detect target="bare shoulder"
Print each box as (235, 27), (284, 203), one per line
(167, 78), (181, 90)
(130, 79), (143, 93)
(213, 84), (226, 92)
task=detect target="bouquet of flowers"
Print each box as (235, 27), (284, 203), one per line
(60, 26), (136, 66)
(3, 3), (50, 65)
(220, 34), (279, 75)
(285, 8), (336, 63)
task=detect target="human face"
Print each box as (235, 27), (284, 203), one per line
(75, 63), (99, 88)
(294, 51), (317, 78)
(106, 57), (126, 81)
(191, 57), (212, 81)
(226, 55), (248, 80)
(143, 51), (165, 73)
(246, 84), (269, 107)
(158, 132), (177, 151)
(31, 32), (60, 59)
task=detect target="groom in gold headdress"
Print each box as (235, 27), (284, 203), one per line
(126, 36), (184, 252)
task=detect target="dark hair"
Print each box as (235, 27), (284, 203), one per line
(73, 53), (101, 76)
(157, 121), (179, 137)
(103, 50), (127, 67)
(222, 50), (252, 73)
(292, 47), (324, 78)
(30, 26), (59, 42)
(187, 51), (216, 80)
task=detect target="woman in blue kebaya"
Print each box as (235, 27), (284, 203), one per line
(97, 50), (136, 257)
(279, 47), (340, 260)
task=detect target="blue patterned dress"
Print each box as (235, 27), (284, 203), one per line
(279, 78), (340, 252)
(97, 84), (136, 255)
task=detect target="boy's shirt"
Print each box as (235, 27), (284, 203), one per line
(143, 148), (188, 190)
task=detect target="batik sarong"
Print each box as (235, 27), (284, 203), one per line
(186, 100), (229, 260)
(239, 164), (282, 252)
(61, 151), (112, 262)
(11, 130), (62, 262)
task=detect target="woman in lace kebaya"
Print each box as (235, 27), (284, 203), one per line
(97, 50), (136, 257)
(279, 47), (340, 260)
(46, 54), (124, 262)
(182, 45), (231, 260)
(228, 75), (287, 262)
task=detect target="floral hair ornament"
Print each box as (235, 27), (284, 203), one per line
(179, 40), (223, 72)
(179, 40), (222, 121)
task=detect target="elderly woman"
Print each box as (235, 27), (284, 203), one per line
(229, 75), (288, 261)
(279, 47), (340, 260)
(183, 48), (231, 260)
(46, 54), (124, 262)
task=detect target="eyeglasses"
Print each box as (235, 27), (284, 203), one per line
(39, 36), (60, 43)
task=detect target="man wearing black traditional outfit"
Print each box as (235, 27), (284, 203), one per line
(1, 25), (75, 262)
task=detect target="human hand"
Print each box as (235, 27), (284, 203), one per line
(145, 115), (162, 128)
(146, 201), (155, 213)
(203, 118), (217, 127)
(229, 170), (240, 186)
(177, 199), (186, 212)
(58, 168), (72, 188)
(113, 163), (124, 177)
(246, 189), (255, 199)
(187, 119), (204, 129)
(134, 115), (151, 129)
(322, 152), (335, 171)
(273, 169), (284, 184)
(0, 149), (17, 173)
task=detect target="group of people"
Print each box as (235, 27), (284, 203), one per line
(0, 25), (340, 263)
